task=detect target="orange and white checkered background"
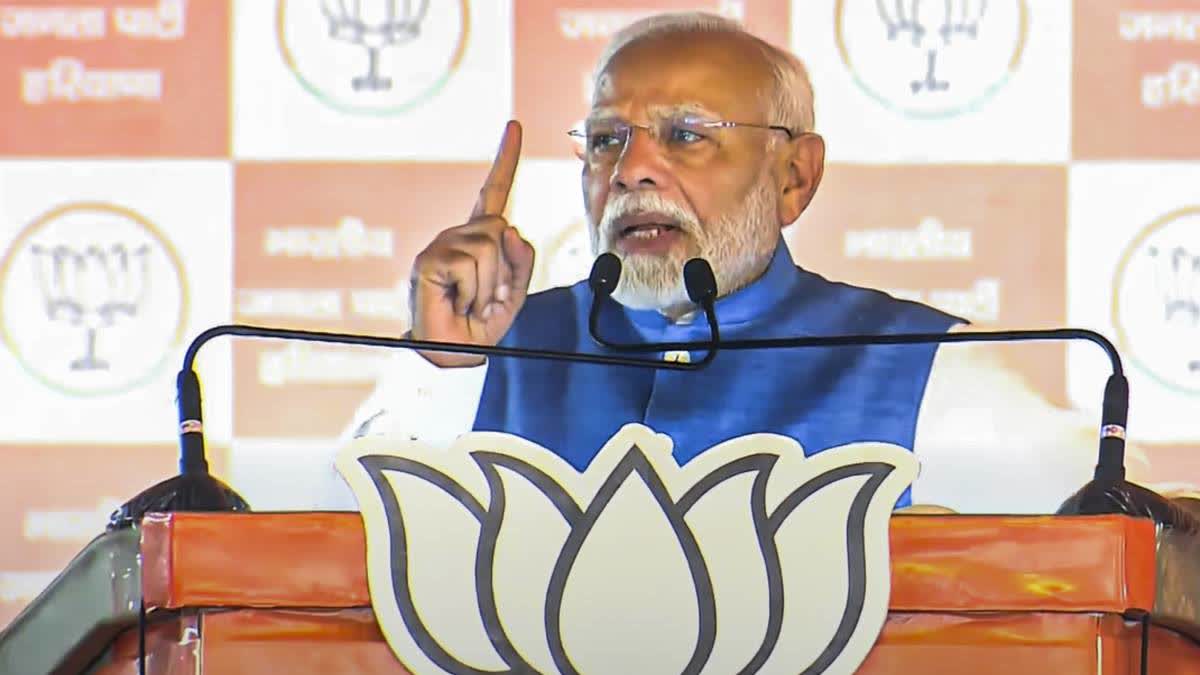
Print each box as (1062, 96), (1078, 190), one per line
(1, 0), (1198, 627)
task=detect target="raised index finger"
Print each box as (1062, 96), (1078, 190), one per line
(471, 120), (523, 220)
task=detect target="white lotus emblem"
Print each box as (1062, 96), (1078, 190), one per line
(337, 424), (916, 674)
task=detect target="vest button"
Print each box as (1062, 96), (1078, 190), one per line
(663, 350), (691, 364)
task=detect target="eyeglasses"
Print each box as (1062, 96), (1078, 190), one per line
(567, 115), (795, 164)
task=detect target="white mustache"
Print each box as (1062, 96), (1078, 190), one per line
(598, 193), (700, 245)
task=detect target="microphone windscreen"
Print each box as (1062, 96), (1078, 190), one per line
(1102, 374), (1129, 427)
(177, 369), (203, 421)
(589, 253), (622, 297)
(684, 258), (718, 305)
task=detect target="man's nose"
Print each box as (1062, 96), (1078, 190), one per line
(611, 128), (671, 192)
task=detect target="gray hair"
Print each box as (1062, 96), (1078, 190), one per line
(592, 12), (815, 133)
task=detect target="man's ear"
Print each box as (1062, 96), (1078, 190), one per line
(776, 133), (825, 228)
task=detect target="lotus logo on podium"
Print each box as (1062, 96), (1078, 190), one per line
(339, 424), (916, 674)
(0, 203), (187, 396)
(835, 0), (1029, 117)
(278, 0), (469, 114)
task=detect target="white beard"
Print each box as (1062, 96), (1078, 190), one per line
(590, 174), (779, 315)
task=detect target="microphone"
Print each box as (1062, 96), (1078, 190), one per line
(588, 253), (721, 365)
(683, 257), (718, 307)
(587, 252), (621, 297)
(108, 317), (718, 530)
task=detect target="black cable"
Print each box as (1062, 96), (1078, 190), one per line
(588, 295), (720, 366)
(587, 327), (1123, 376)
(182, 323), (704, 373)
(1141, 612), (1150, 675)
(138, 598), (146, 675)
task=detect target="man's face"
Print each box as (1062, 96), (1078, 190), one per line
(582, 32), (785, 315)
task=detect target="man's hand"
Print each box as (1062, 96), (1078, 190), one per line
(410, 121), (536, 367)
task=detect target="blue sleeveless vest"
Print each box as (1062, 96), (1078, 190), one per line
(474, 240), (961, 507)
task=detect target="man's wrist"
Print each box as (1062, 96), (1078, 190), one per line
(404, 329), (487, 368)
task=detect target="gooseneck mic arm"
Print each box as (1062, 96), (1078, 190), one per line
(602, 327), (1129, 485)
(175, 323), (716, 464)
(112, 291), (720, 530)
(591, 311), (1150, 518)
(587, 253), (721, 366)
(725, 330), (1127, 485)
(614, 328), (1127, 485)
(585, 254), (1130, 488)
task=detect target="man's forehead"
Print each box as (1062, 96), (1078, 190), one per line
(586, 102), (721, 122)
(591, 30), (771, 120)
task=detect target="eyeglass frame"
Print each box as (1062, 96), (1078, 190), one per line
(567, 116), (797, 158)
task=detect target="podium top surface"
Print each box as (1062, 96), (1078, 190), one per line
(140, 512), (1157, 614)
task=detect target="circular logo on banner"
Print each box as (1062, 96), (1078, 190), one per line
(276, 0), (470, 116)
(835, 0), (1028, 118)
(0, 203), (188, 397)
(1112, 207), (1200, 396)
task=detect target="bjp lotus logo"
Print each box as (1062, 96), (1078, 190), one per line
(276, 0), (469, 115)
(835, 0), (1029, 118)
(0, 202), (187, 396)
(337, 424), (915, 674)
(1112, 206), (1200, 396)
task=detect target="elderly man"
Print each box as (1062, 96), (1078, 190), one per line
(316, 12), (1102, 512)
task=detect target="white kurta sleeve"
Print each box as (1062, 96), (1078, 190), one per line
(910, 329), (1107, 514)
(310, 349), (489, 511)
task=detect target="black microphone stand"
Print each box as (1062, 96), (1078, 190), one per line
(107, 322), (718, 530)
(586, 254), (1190, 524)
(591, 319), (1188, 525)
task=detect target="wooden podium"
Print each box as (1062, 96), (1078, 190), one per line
(4, 512), (1200, 674)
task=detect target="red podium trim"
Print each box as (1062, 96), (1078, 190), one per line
(140, 512), (1156, 614)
